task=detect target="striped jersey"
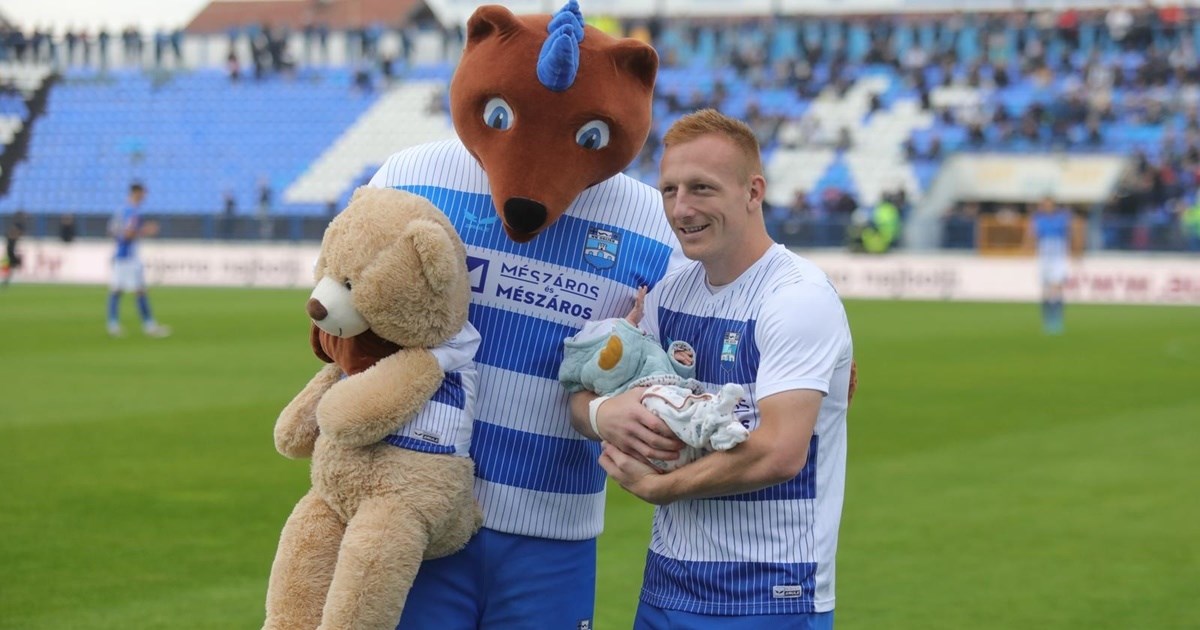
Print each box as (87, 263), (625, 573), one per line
(639, 244), (853, 615)
(381, 325), (480, 457)
(1033, 209), (1072, 262)
(109, 205), (141, 260)
(369, 138), (683, 540)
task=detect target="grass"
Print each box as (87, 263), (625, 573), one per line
(1, 285), (1197, 629)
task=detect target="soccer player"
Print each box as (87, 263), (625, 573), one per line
(368, 144), (684, 626)
(585, 109), (854, 629)
(107, 182), (170, 338)
(1029, 196), (1073, 335)
(1, 214), (25, 288)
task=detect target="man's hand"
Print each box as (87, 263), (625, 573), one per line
(849, 360), (858, 404)
(594, 388), (684, 467)
(140, 220), (160, 237)
(599, 442), (670, 505)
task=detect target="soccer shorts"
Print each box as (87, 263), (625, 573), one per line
(111, 258), (146, 292)
(395, 527), (597, 630)
(634, 600), (834, 630)
(1040, 257), (1067, 285)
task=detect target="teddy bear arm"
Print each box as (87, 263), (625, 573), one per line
(274, 363), (343, 459)
(316, 349), (444, 448)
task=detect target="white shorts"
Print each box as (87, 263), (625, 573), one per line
(111, 258), (146, 292)
(1040, 257), (1067, 285)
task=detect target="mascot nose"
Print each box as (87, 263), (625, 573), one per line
(307, 298), (328, 321)
(504, 198), (548, 235)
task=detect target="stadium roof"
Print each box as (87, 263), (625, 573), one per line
(185, 0), (425, 34)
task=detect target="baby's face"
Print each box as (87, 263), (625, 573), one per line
(674, 348), (694, 366)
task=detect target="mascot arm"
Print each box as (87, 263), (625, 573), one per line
(274, 363), (343, 459)
(316, 348), (444, 448)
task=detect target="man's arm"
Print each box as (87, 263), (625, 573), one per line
(599, 388), (821, 504)
(568, 389), (684, 465)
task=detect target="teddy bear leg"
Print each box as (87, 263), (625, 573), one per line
(264, 491), (346, 630)
(317, 496), (429, 630)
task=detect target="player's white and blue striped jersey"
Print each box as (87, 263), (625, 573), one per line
(109, 206), (141, 260)
(381, 325), (481, 457)
(640, 244), (853, 615)
(1033, 209), (1072, 262)
(369, 138), (684, 540)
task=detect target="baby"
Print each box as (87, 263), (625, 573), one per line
(559, 288), (747, 471)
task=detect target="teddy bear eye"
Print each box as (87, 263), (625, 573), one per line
(483, 98), (514, 131)
(575, 120), (610, 150)
(343, 280), (352, 290)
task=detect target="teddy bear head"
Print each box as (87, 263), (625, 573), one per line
(450, 0), (658, 243)
(306, 187), (470, 373)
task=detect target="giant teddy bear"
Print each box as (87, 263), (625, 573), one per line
(263, 187), (482, 630)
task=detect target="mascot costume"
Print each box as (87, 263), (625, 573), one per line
(368, 2), (682, 627)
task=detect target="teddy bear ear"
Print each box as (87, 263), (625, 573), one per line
(465, 5), (524, 52)
(405, 219), (462, 291)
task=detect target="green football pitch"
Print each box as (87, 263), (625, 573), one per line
(1, 285), (1196, 629)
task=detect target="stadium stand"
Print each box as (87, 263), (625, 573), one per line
(0, 3), (1198, 252)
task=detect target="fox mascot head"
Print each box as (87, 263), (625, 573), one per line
(450, 1), (658, 242)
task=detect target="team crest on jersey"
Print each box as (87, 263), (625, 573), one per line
(583, 226), (620, 270)
(721, 331), (740, 364)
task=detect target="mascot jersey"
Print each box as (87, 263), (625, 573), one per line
(640, 244), (854, 615)
(370, 138), (683, 540)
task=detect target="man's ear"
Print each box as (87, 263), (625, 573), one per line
(748, 174), (767, 209)
(465, 5), (524, 52)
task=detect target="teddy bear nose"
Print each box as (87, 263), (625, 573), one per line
(306, 298), (328, 321)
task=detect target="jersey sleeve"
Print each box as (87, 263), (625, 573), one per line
(367, 152), (400, 188)
(754, 279), (851, 401)
(641, 285), (659, 338)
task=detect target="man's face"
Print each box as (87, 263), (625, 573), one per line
(658, 134), (756, 265)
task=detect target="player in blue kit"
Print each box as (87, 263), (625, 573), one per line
(107, 182), (170, 338)
(1029, 196), (1073, 334)
(588, 109), (854, 629)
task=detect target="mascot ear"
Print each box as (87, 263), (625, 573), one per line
(608, 40), (658, 94)
(466, 5), (524, 51)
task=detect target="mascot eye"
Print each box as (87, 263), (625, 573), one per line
(575, 120), (611, 150)
(343, 280), (352, 290)
(483, 98), (514, 131)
